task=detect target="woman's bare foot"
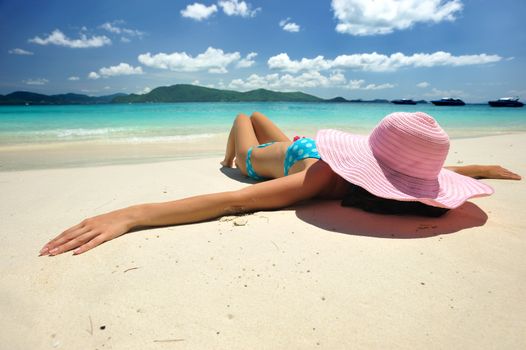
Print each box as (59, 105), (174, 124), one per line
(220, 158), (235, 168)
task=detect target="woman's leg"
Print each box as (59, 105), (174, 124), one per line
(222, 111), (290, 168)
(250, 112), (291, 143)
(222, 114), (260, 175)
(221, 125), (236, 167)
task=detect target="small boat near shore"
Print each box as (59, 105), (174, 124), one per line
(391, 99), (417, 105)
(488, 97), (524, 107)
(431, 98), (465, 106)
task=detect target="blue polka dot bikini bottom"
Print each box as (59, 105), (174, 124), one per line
(245, 138), (321, 181)
(283, 137), (320, 176)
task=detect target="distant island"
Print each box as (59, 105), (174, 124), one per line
(113, 84), (324, 103)
(0, 91), (126, 105)
(0, 84), (417, 105)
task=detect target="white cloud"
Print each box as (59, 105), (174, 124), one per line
(331, 0), (463, 36)
(268, 53), (332, 73)
(29, 29), (111, 48)
(181, 3), (218, 21)
(100, 21), (144, 37)
(23, 78), (49, 85)
(237, 52), (257, 68)
(100, 21), (145, 42)
(364, 83), (395, 90)
(279, 18), (300, 32)
(209, 67), (228, 74)
(346, 79), (365, 90)
(181, 1), (259, 21)
(88, 72), (100, 80)
(9, 48), (34, 55)
(268, 51), (502, 73)
(340, 79), (395, 90)
(394, 51), (502, 68)
(139, 87), (151, 94)
(99, 63), (143, 76)
(226, 71), (392, 91)
(228, 72), (339, 91)
(138, 47), (242, 73)
(89, 63), (143, 79)
(218, 0), (260, 17)
(282, 22), (300, 33)
(100, 22), (121, 34)
(68, 76), (80, 81)
(417, 81), (430, 88)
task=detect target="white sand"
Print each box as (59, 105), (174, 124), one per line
(1, 134), (525, 349)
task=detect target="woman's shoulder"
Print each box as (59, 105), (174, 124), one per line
(306, 161), (350, 199)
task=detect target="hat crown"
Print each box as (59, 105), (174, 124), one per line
(368, 112), (450, 180)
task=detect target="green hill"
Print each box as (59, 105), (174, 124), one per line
(0, 91), (125, 105)
(0, 84), (394, 105)
(112, 84), (323, 103)
(0, 91), (53, 104)
(326, 96), (349, 103)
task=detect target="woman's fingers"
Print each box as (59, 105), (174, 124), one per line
(40, 209), (133, 256)
(40, 221), (85, 252)
(490, 166), (521, 180)
(48, 229), (102, 256)
(40, 223), (92, 255)
(501, 168), (521, 180)
(73, 235), (108, 255)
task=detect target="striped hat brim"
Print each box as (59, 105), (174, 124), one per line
(316, 129), (493, 209)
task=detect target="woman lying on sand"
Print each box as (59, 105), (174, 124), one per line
(40, 111), (521, 256)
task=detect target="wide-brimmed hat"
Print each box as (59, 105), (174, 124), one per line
(316, 112), (493, 209)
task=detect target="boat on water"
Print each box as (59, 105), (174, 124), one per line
(488, 97), (524, 107)
(391, 99), (417, 105)
(431, 98), (465, 106)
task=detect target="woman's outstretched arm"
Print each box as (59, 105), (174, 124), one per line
(445, 164), (521, 180)
(40, 161), (336, 256)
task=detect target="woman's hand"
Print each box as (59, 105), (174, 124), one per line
(40, 207), (137, 256)
(446, 165), (522, 180)
(478, 165), (521, 180)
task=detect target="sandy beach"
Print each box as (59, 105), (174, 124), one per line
(1, 133), (525, 349)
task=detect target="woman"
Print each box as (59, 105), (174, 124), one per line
(40, 111), (521, 256)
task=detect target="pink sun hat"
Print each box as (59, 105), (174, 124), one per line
(316, 112), (493, 209)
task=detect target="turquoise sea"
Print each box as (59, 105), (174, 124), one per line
(1, 102), (526, 145)
(2, 102), (526, 144)
(1, 103), (525, 170)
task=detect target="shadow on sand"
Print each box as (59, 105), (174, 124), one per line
(218, 165), (489, 238)
(294, 200), (488, 239)
(219, 166), (256, 184)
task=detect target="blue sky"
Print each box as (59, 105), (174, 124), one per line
(1, 0), (525, 101)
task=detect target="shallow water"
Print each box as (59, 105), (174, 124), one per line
(1, 102), (525, 170)
(1, 102), (525, 145)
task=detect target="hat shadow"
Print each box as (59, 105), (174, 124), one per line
(294, 200), (488, 239)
